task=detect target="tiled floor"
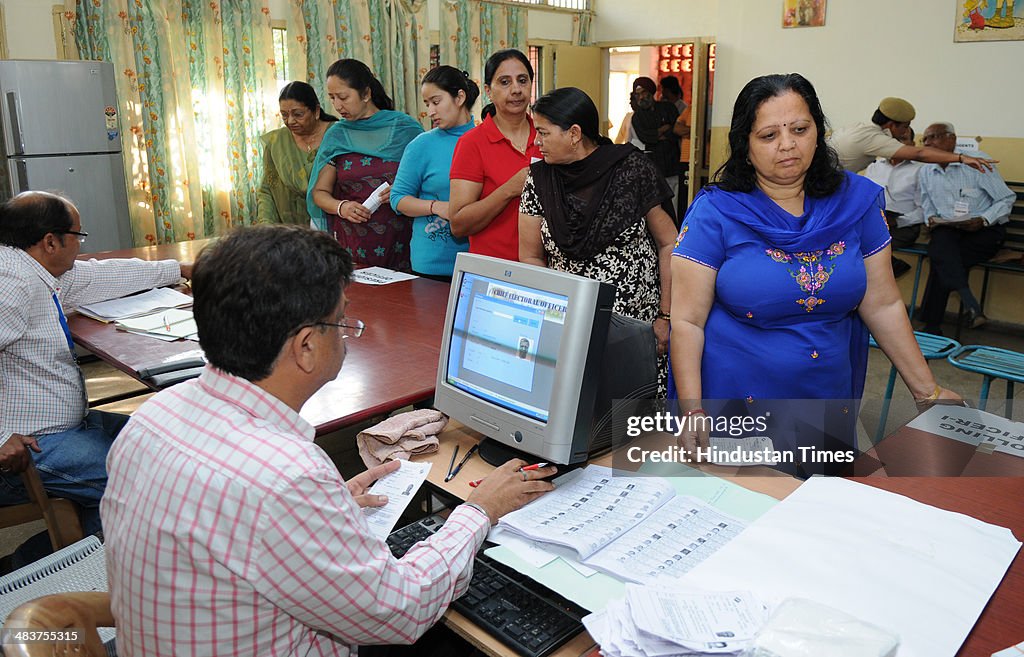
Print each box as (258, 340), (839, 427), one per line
(3, 316), (1022, 561)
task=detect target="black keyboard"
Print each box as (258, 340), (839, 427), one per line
(386, 515), (587, 657)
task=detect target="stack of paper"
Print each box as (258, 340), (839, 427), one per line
(583, 585), (768, 656)
(115, 308), (198, 341)
(496, 466), (748, 584)
(78, 287), (192, 322)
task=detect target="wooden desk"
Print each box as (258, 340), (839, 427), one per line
(71, 240), (451, 434)
(416, 425), (1023, 657)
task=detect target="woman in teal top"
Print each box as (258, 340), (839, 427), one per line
(390, 66), (477, 279)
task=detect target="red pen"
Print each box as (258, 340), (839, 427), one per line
(519, 462), (549, 472)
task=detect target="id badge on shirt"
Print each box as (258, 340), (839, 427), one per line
(953, 198), (970, 218)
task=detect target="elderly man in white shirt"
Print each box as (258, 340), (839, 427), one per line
(863, 129), (926, 277)
(0, 191), (189, 566)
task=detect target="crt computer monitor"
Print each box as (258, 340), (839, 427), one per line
(434, 253), (615, 466)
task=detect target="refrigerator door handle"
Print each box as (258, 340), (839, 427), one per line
(14, 159), (29, 192)
(5, 92), (25, 155)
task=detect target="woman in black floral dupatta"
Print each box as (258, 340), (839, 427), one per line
(518, 87), (678, 395)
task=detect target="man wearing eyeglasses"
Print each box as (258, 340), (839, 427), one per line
(101, 225), (555, 657)
(916, 123), (1015, 334)
(0, 190), (190, 565)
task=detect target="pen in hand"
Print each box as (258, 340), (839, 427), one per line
(469, 463), (552, 487)
(445, 443), (479, 482)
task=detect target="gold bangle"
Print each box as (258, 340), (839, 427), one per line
(916, 385), (941, 403)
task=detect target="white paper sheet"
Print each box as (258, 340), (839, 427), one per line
(351, 267), (419, 285)
(683, 477), (1022, 657)
(906, 404), (1024, 458)
(362, 181), (390, 214)
(626, 586), (766, 653)
(77, 286), (192, 321)
(361, 460), (431, 538)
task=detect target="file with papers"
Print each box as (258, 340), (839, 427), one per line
(497, 466), (747, 584)
(77, 286), (192, 322)
(115, 308), (198, 341)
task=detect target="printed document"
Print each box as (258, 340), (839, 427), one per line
(497, 465), (747, 583)
(362, 460), (431, 538)
(77, 286), (192, 321)
(907, 404), (1024, 458)
(351, 267), (419, 285)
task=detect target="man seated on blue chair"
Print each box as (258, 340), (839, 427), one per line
(0, 191), (190, 566)
(864, 128), (926, 278)
(916, 123), (1015, 335)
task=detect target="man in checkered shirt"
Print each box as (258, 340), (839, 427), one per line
(101, 225), (556, 656)
(0, 191), (188, 554)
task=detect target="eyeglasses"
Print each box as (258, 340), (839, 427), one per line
(57, 229), (88, 244)
(922, 132), (950, 142)
(313, 318), (365, 338)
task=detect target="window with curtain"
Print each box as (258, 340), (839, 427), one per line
(64, 0), (278, 245)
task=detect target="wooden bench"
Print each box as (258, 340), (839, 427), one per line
(896, 180), (1024, 337)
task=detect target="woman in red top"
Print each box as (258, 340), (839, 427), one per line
(449, 49), (542, 261)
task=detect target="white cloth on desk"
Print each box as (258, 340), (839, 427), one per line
(102, 366), (490, 657)
(0, 246), (180, 447)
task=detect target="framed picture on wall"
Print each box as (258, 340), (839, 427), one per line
(782, 0), (826, 28)
(955, 0), (1023, 42)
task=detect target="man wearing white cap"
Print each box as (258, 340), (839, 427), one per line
(828, 97), (996, 174)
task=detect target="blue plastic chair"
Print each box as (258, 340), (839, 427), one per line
(869, 331), (961, 442)
(947, 345), (1024, 417)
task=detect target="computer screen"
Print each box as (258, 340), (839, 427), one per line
(434, 253), (615, 465)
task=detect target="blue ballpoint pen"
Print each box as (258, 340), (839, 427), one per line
(445, 444), (479, 482)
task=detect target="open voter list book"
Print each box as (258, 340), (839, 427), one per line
(77, 286), (192, 322)
(496, 465), (747, 585)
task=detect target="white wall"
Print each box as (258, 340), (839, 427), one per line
(593, 0), (718, 43)
(1, 0), (59, 60)
(713, 0), (1024, 138)
(528, 9), (574, 41)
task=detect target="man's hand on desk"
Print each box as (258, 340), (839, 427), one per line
(465, 459), (557, 526)
(0, 434), (41, 475)
(347, 460), (401, 508)
(179, 262), (193, 281)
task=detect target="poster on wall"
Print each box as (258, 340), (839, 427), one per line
(956, 0), (1023, 41)
(782, 0), (826, 28)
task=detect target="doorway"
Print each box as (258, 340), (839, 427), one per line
(605, 40), (716, 216)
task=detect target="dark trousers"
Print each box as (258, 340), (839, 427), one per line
(918, 224), (1005, 328)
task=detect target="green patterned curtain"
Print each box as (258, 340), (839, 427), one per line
(439, 0), (528, 101)
(290, 0), (430, 126)
(65, 0), (277, 245)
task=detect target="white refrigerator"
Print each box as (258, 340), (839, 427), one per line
(0, 60), (132, 253)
